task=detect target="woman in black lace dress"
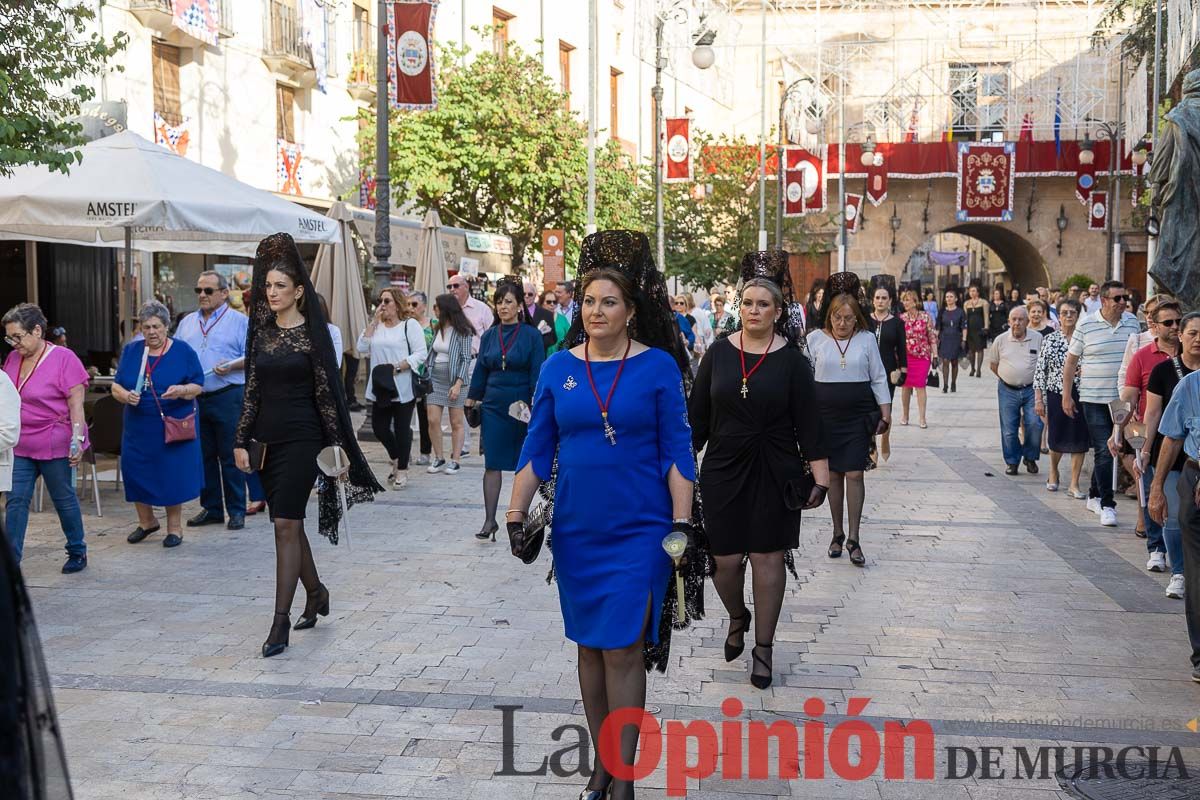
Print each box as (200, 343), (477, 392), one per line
(235, 234), (381, 658)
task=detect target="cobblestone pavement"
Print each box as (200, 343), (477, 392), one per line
(19, 371), (1200, 798)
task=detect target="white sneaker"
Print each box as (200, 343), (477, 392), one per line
(1147, 552), (1168, 572)
(1086, 497), (1101, 514)
(413, 454), (431, 466)
(394, 470), (408, 489)
(1099, 507), (1118, 527)
(426, 459), (446, 474)
(1167, 574), (1185, 599)
(444, 461), (461, 475)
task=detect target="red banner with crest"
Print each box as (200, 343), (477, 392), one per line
(1088, 191), (1108, 230)
(665, 117), (692, 183)
(845, 193), (864, 233)
(390, 1), (437, 110)
(956, 141), (1015, 222)
(782, 146), (826, 216)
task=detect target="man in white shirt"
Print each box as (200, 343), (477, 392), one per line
(989, 305), (1044, 476)
(448, 275), (495, 352)
(1082, 283), (1103, 314)
(554, 281), (577, 320)
(1062, 280), (1141, 526)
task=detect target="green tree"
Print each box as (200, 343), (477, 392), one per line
(364, 40), (639, 269)
(0, 2), (127, 176)
(647, 130), (826, 289)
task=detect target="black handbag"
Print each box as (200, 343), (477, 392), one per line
(403, 323), (433, 400)
(927, 367), (940, 388)
(465, 404), (482, 428)
(783, 472), (816, 511)
(508, 507), (547, 564)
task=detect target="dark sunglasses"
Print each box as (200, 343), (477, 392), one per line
(409, 301), (420, 308)
(194, 287), (219, 295)
(525, 291), (536, 297)
(1107, 294), (1128, 303)
(1157, 318), (1181, 327)
(447, 282), (465, 290)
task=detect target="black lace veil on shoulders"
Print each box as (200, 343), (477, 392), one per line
(246, 233), (383, 542)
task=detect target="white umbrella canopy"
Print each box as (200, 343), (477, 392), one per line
(0, 130), (340, 255)
(311, 201), (369, 356)
(413, 208), (447, 311)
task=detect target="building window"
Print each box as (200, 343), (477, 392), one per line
(151, 41), (183, 126)
(949, 63), (1009, 141)
(559, 40), (573, 98)
(609, 68), (621, 138)
(276, 83), (296, 143)
(492, 7), (513, 57)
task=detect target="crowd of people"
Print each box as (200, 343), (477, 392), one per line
(6, 229), (1200, 796)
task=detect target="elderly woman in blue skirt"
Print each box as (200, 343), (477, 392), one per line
(110, 301), (204, 548)
(465, 280), (545, 541)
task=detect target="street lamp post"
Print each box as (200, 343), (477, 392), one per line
(372, 0), (392, 295)
(1086, 116), (1123, 280)
(775, 78), (817, 249)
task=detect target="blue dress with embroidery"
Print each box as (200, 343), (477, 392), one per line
(517, 347), (696, 650)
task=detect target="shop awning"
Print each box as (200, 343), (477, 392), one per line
(344, 205), (513, 275)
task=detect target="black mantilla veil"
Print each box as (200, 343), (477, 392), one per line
(722, 250), (810, 355)
(542, 229), (710, 673)
(244, 233), (383, 543)
(815, 270), (866, 329)
(0, 536), (73, 800)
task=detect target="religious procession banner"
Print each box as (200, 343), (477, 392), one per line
(1088, 191), (1108, 231)
(172, 0), (219, 46)
(1076, 156), (1097, 205)
(665, 117), (692, 183)
(845, 193), (863, 233)
(389, 1), (438, 110)
(782, 146), (827, 216)
(956, 141), (1015, 222)
(865, 146), (888, 206)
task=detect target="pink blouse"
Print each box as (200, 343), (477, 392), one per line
(902, 312), (937, 361)
(2, 345), (90, 460)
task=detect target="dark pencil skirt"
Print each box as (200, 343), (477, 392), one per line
(815, 381), (880, 473)
(260, 439), (323, 520)
(1046, 389), (1090, 454)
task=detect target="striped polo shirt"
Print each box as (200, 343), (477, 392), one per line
(1066, 310), (1141, 403)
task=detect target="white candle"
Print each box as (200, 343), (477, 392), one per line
(133, 342), (150, 394)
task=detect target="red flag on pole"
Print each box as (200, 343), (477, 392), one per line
(845, 193), (863, 233)
(1088, 191), (1108, 230)
(390, 1), (438, 110)
(665, 118), (692, 183)
(782, 146), (826, 215)
(1075, 158), (1096, 205)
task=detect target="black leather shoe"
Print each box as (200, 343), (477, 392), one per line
(187, 511), (223, 527)
(1005, 464), (1019, 476)
(127, 525), (160, 544)
(294, 584), (330, 630)
(750, 643), (774, 690)
(62, 554), (87, 574)
(162, 533), (183, 548)
(262, 612), (290, 658)
(227, 515), (245, 531)
(724, 608), (751, 662)
(1024, 458), (1039, 475)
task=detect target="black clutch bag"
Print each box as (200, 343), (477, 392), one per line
(783, 472), (815, 511)
(247, 440), (268, 471)
(465, 404), (482, 428)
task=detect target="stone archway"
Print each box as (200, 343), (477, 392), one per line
(942, 223), (1052, 291)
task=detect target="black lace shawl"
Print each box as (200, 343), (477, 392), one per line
(544, 230), (711, 674)
(0, 536), (73, 800)
(237, 233), (382, 543)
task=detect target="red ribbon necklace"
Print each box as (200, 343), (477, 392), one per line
(197, 304), (228, 351)
(737, 333), (772, 399)
(583, 337), (632, 446)
(497, 323), (521, 370)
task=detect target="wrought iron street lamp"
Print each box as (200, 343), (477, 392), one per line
(1056, 204), (1068, 256)
(1085, 116), (1124, 279)
(371, 0), (392, 295)
(889, 205), (901, 254)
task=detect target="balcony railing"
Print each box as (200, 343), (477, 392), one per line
(347, 47), (377, 102)
(263, 0), (314, 82)
(216, 0), (235, 38)
(264, 1), (312, 64)
(130, 0), (172, 12)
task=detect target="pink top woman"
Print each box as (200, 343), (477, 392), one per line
(2, 344), (90, 459)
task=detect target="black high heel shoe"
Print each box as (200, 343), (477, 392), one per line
(578, 782), (612, 800)
(262, 612), (290, 658)
(750, 643), (774, 690)
(846, 538), (866, 567)
(724, 608), (752, 662)
(828, 532), (845, 558)
(476, 521), (499, 541)
(294, 584), (330, 630)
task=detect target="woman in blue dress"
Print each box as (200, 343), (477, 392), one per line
(466, 279), (545, 541)
(505, 232), (700, 800)
(110, 301), (204, 548)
